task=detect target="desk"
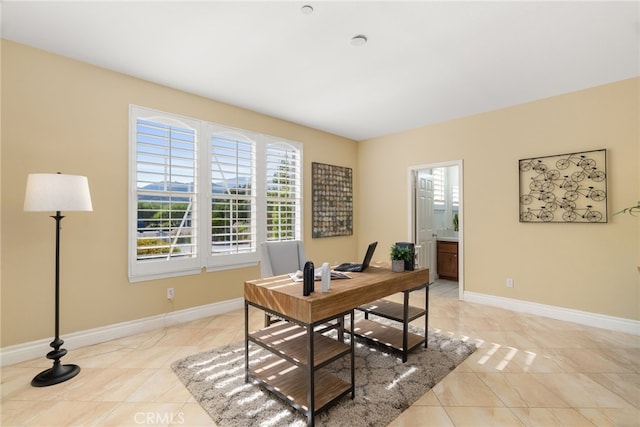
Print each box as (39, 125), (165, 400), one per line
(244, 266), (429, 426)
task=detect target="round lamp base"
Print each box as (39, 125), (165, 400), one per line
(31, 364), (80, 387)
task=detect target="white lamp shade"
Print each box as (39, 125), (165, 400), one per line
(24, 173), (93, 212)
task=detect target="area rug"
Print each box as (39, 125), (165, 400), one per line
(172, 325), (475, 427)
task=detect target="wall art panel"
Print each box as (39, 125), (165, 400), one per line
(519, 149), (607, 223)
(312, 162), (353, 237)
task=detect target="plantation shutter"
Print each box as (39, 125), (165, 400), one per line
(129, 106), (201, 280)
(452, 181), (460, 208)
(209, 130), (257, 257)
(265, 142), (302, 241)
(433, 168), (445, 206)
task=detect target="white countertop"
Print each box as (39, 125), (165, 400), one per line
(436, 230), (459, 242)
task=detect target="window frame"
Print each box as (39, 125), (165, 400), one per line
(129, 105), (303, 282)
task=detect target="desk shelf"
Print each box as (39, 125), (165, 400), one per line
(251, 357), (351, 414)
(357, 299), (425, 323)
(353, 284), (428, 362)
(248, 321), (351, 368)
(245, 308), (354, 427)
(353, 318), (424, 352)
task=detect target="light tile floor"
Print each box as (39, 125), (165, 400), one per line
(2, 280), (639, 426)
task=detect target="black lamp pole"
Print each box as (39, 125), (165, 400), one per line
(31, 211), (81, 387)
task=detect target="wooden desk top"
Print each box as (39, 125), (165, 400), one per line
(244, 266), (429, 324)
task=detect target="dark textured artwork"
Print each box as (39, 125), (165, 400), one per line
(312, 162), (353, 237)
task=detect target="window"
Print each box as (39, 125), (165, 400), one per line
(433, 167), (459, 208)
(433, 168), (445, 206)
(209, 129), (256, 257)
(129, 106), (302, 282)
(451, 180), (460, 208)
(265, 143), (302, 241)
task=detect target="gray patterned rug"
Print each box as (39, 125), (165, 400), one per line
(171, 323), (475, 427)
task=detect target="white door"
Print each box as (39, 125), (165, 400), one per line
(414, 170), (436, 282)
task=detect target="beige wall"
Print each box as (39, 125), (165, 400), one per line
(358, 78), (640, 321)
(1, 40), (359, 347)
(2, 40), (638, 349)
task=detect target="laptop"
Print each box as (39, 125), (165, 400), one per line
(334, 241), (378, 272)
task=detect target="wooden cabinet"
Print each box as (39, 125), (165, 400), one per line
(437, 240), (458, 281)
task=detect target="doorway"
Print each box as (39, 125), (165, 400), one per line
(408, 160), (463, 300)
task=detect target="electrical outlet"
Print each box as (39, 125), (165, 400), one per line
(506, 278), (514, 288)
(167, 287), (175, 299)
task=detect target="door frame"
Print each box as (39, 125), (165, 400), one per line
(407, 160), (464, 300)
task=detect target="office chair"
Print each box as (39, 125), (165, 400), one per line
(260, 240), (307, 325)
(260, 240), (307, 278)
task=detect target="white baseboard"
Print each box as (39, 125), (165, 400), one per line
(0, 297), (244, 367)
(464, 291), (640, 336)
(6, 293), (637, 366)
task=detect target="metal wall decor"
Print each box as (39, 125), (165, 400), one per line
(312, 162), (353, 237)
(519, 149), (607, 223)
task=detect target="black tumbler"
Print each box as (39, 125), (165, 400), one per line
(303, 261), (314, 296)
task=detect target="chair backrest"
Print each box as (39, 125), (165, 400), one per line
(260, 240), (307, 277)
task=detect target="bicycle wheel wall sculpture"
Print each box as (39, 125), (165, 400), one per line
(519, 149), (607, 223)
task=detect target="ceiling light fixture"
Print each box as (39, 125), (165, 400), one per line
(301, 5), (313, 15)
(350, 35), (367, 47)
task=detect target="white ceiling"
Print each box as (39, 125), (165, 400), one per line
(2, 1), (639, 141)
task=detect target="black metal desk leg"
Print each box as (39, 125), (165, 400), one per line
(244, 301), (249, 382)
(402, 291), (409, 363)
(350, 310), (355, 398)
(424, 284), (429, 348)
(307, 324), (315, 426)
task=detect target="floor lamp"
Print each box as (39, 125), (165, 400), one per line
(24, 173), (93, 387)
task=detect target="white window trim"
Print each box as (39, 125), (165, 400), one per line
(128, 106), (203, 281)
(129, 105), (303, 282)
